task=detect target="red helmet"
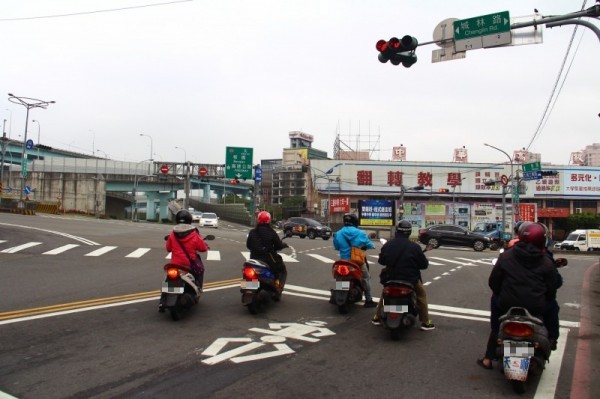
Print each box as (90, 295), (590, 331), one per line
(518, 223), (547, 249)
(257, 211), (271, 225)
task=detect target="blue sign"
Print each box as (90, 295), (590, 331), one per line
(26, 139), (34, 149)
(523, 171), (542, 181)
(24, 185), (31, 194)
(254, 167), (262, 183)
(357, 199), (395, 227)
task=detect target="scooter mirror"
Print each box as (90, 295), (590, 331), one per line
(555, 258), (568, 267)
(379, 238), (388, 245)
(204, 235), (215, 241)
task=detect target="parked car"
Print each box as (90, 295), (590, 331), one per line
(191, 211), (203, 223)
(418, 224), (491, 251)
(199, 212), (219, 228)
(283, 217), (332, 240)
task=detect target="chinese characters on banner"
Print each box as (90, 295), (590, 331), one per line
(358, 199), (395, 226)
(329, 196), (350, 213)
(518, 203), (537, 222)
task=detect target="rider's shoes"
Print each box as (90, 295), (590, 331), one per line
(363, 300), (377, 308)
(420, 320), (436, 331)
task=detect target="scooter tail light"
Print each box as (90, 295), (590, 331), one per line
(243, 267), (257, 280)
(166, 268), (179, 279)
(384, 286), (413, 296)
(502, 321), (534, 338)
(336, 265), (350, 276)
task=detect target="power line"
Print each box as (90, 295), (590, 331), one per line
(0, 0), (193, 22)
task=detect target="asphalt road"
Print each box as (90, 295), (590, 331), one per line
(0, 213), (597, 399)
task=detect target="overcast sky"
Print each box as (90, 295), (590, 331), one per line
(1, 0), (598, 166)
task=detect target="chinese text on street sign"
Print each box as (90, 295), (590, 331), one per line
(225, 146), (253, 179)
(454, 11), (511, 52)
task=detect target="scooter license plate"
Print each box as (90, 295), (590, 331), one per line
(241, 280), (260, 290)
(162, 281), (184, 294)
(383, 298), (409, 313)
(503, 356), (530, 381)
(503, 340), (534, 358)
(335, 281), (350, 291)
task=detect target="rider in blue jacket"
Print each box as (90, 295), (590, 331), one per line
(333, 213), (376, 307)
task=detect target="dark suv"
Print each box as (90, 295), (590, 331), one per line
(418, 224), (491, 251)
(283, 217), (332, 240)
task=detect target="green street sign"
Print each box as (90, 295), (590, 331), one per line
(454, 11), (510, 41)
(522, 161), (541, 173)
(225, 146), (253, 179)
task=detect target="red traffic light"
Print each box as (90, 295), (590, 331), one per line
(438, 188), (449, 193)
(388, 37), (401, 51)
(375, 39), (388, 52)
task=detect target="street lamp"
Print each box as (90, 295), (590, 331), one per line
(8, 93), (55, 208)
(96, 149), (108, 159)
(140, 133), (153, 162)
(484, 143), (515, 240)
(32, 119), (40, 160)
(175, 146), (189, 209)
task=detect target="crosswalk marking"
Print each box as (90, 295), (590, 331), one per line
(1, 242), (43, 253)
(206, 250), (220, 261)
(0, 241), (492, 268)
(85, 246), (117, 256)
(307, 254), (336, 263)
(241, 252), (299, 263)
(43, 244), (80, 255)
(126, 248), (151, 258)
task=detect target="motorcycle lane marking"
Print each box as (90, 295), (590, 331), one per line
(84, 246), (117, 256)
(43, 244), (80, 255)
(0, 242), (43, 253)
(0, 283), (578, 397)
(125, 248), (151, 258)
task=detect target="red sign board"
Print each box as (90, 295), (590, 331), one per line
(330, 196), (350, 213)
(160, 164), (169, 175)
(537, 207), (570, 218)
(199, 167), (208, 177)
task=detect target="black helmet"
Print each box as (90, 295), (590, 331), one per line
(343, 213), (359, 227)
(396, 220), (412, 237)
(514, 221), (531, 235)
(175, 209), (192, 224)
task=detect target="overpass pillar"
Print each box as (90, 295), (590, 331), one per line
(203, 183), (211, 203)
(158, 191), (175, 221)
(145, 192), (158, 221)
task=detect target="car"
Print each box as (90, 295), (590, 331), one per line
(418, 224), (491, 251)
(283, 217), (332, 240)
(191, 211), (203, 223)
(198, 212), (219, 228)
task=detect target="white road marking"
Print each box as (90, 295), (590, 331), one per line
(125, 248), (151, 258)
(0, 222), (99, 245)
(533, 328), (569, 399)
(241, 251), (299, 262)
(84, 246), (117, 256)
(307, 254), (336, 263)
(1, 242), (43, 253)
(43, 244), (80, 255)
(206, 250), (220, 261)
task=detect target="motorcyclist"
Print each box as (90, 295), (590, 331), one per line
(161, 209), (209, 311)
(246, 211), (289, 291)
(372, 220), (435, 330)
(477, 223), (561, 369)
(508, 221), (530, 246)
(332, 213), (376, 308)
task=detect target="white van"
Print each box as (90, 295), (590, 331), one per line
(560, 229), (600, 251)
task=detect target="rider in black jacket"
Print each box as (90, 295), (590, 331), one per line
(246, 211), (288, 289)
(372, 220), (435, 331)
(478, 223), (561, 369)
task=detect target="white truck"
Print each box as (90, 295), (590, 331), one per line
(559, 229), (600, 251)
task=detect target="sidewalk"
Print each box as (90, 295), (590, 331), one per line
(571, 258), (599, 399)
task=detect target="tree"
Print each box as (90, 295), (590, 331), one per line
(554, 213), (600, 234)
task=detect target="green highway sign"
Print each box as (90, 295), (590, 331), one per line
(225, 146), (253, 179)
(522, 161), (542, 181)
(454, 11), (511, 41)
(522, 161), (541, 172)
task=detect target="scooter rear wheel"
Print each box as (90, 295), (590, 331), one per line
(169, 307), (182, 321)
(511, 380), (526, 394)
(337, 303), (349, 314)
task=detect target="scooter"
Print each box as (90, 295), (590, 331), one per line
(240, 240), (289, 314)
(159, 234), (214, 321)
(330, 258), (367, 314)
(492, 254), (567, 393)
(373, 239), (433, 340)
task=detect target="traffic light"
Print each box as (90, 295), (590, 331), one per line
(438, 188), (450, 193)
(375, 35), (418, 68)
(229, 178), (239, 184)
(541, 170), (559, 176)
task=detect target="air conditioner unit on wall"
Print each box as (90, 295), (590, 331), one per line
(575, 208), (582, 214)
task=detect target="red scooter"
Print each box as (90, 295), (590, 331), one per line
(331, 259), (366, 314)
